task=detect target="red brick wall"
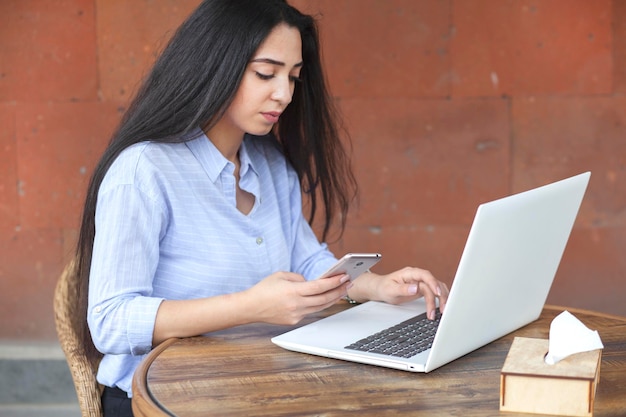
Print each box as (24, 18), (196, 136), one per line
(0, 0), (624, 341)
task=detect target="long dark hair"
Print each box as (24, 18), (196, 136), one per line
(76, 0), (357, 357)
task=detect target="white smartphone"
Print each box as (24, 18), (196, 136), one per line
(316, 253), (382, 281)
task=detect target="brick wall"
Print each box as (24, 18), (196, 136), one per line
(0, 0), (624, 342)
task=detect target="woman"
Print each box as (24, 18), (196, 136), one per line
(75, 1), (448, 415)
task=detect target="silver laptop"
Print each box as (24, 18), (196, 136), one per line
(272, 172), (590, 372)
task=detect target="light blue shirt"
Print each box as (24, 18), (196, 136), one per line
(87, 130), (337, 395)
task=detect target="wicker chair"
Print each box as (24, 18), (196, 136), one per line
(53, 258), (104, 417)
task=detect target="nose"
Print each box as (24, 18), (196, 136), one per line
(271, 76), (294, 105)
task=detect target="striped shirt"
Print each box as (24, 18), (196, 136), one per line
(87, 129), (337, 395)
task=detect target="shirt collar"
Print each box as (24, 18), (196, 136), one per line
(238, 137), (257, 179)
(185, 129), (259, 184)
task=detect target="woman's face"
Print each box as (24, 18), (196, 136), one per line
(217, 23), (303, 141)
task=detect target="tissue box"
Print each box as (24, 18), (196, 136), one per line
(500, 337), (602, 416)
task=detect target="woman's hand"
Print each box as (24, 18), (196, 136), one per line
(348, 267), (449, 320)
(242, 271), (353, 325)
(152, 271), (351, 345)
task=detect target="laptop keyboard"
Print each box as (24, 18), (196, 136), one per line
(344, 310), (442, 358)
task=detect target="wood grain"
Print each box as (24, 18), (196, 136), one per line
(132, 304), (626, 416)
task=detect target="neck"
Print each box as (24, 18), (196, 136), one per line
(203, 123), (244, 163)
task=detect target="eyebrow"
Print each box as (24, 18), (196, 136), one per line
(250, 57), (303, 68)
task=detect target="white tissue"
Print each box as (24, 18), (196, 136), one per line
(544, 310), (604, 365)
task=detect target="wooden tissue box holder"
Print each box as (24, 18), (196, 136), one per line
(500, 337), (602, 416)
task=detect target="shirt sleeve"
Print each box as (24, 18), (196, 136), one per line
(87, 176), (167, 356)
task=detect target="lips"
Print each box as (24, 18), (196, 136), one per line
(261, 111), (281, 124)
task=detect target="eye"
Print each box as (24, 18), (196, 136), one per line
(289, 75), (302, 83)
(255, 72), (274, 80)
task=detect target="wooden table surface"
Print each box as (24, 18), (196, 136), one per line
(132, 303), (626, 416)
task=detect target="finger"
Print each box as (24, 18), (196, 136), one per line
(405, 283), (419, 297)
(298, 273), (351, 297)
(417, 281), (439, 320)
(438, 282), (449, 313)
(301, 279), (353, 311)
(415, 270), (444, 301)
(279, 272), (307, 283)
(301, 292), (347, 316)
(405, 269), (446, 317)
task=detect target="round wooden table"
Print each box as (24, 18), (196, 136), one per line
(132, 304), (626, 416)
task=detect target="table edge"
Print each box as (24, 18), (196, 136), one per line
(132, 337), (180, 417)
(544, 304), (626, 322)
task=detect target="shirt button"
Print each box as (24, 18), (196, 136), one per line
(94, 306), (102, 314)
(256, 237), (263, 245)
